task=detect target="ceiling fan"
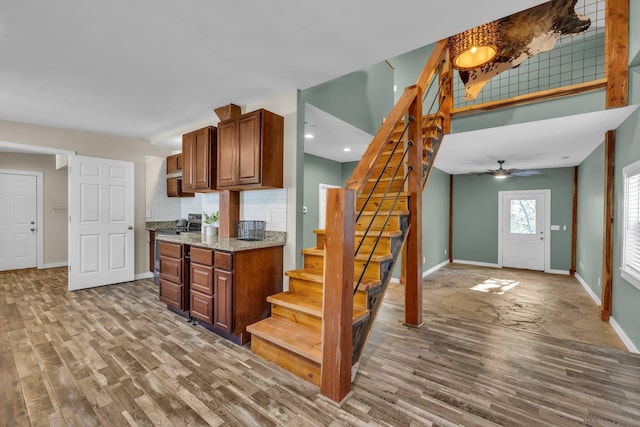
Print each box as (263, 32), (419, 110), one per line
(477, 160), (542, 179)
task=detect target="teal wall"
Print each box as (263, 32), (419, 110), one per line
(341, 161), (358, 184)
(301, 61), (394, 136)
(302, 154), (343, 250)
(390, 44), (436, 103)
(423, 168), (451, 270)
(452, 168), (574, 271)
(576, 143), (605, 297)
(612, 105), (640, 350)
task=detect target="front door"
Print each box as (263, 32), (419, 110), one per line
(501, 191), (546, 270)
(68, 155), (135, 290)
(0, 173), (37, 271)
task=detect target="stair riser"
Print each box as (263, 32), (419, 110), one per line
(362, 178), (405, 196)
(288, 277), (368, 309)
(356, 214), (402, 232)
(251, 336), (321, 387)
(315, 233), (395, 255)
(357, 196), (408, 212)
(303, 253), (386, 282)
(271, 306), (322, 331)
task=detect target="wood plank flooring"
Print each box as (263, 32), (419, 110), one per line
(1, 266), (639, 426)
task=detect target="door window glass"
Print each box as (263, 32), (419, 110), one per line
(510, 199), (536, 234)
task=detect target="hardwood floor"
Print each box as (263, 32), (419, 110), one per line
(1, 266), (639, 426)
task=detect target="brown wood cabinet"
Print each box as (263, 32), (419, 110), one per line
(217, 109), (283, 190)
(166, 153), (194, 197)
(148, 230), (155, 273)
(187, 244), (283, 345)
(158, 241), (190, 317)
(166, 153), (182, 174)
(182, 126), (217, 192)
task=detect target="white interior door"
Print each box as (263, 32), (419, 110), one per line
(319, 183), (341, 228)
(0, 173), (37, 271)
(501, 192), (545, 270)
(68, 155), (135, 290)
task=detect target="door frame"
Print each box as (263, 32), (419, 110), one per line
(319, 183), (341, 228)
(0, 141), (75, 270)
(497, 189), (551, 272)
(0, 169), (43, 269)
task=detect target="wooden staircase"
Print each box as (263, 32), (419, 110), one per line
(247, 39), (452, 402)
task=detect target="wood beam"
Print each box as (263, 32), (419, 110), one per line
(449, 174), (453, 263)
(601, 131), (615, 321)
(439, 49), (453, 135)
(570, 166), (578, 275)
(605, 0), (629, 108)
(218, 190), (239, 238)
(405, 89), (424, 327)
(451, 79), (607, 117)
(320, 188), (355, 403)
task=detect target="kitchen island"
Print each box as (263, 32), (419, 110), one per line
(155, 231), (285, 345)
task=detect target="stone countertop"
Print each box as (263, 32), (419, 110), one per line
(146, 221), (178, 231)
(154, 231), (286, 252)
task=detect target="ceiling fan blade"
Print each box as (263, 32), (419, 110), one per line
(509, 169), (542, 177)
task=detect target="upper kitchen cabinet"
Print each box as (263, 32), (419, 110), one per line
(182, 126), (218, 192)
(166, 153), (194, 197)
(217, 109), (283, 190)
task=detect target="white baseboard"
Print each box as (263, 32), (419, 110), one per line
(575, 273), (602, 305)
(546, 269), (570, 275)
(39, 262), (68, 269)
(423, 260), (450, 278)
(389, 260), (451, 284)
(609, 317), (640, 353)
(452, 259), (500, 268)
(135, 272), (154, 280)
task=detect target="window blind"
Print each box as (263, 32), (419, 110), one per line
(623, 162), (640, 287)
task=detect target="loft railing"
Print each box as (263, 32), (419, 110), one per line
(320, 39), (450, 403)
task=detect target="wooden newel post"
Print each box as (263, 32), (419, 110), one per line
(405, 87), (424, 327)
(321, 188), (355, 403)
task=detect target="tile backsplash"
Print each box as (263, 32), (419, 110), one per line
(145, 156), (181, 220)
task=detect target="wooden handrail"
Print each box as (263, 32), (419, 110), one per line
(345, 39), (448, 197)
(416, 39), (448, 94)
(344, 87), (417, 196)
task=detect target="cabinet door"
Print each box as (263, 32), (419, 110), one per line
(193, 127), (211, 189)
(166, 178), (179, 197)
(182, 132), (195, 191)
(237, 111), (261, 185)
(148, 231), (155, 273)
(159, 279), (182, 309)
(166, 154), (179, 174)
(213, 269), (233, 334)
(217, 120), (237, 188)
(190, 291), (213, 323)
(191, 263), (214, 294)
(159, 256), (181, 283)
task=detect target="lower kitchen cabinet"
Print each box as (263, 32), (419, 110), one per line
(188, 245), (283, 345)
(158, 241), (190, 317)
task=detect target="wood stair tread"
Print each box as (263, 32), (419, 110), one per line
(285, 268), (381, 289)
(301, 247), (392, 262)
(247, 317), (322, 364)
(358, 210), (410, 216)
(268, 291), (370, 323)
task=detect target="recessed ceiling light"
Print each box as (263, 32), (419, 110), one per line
(343, 147), (351, 152)
(304, 133), (314, 139)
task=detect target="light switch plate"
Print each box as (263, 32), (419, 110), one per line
(551, 225), (560, 231)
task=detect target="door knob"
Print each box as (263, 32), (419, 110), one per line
(30, 221), (35, 225)
(30, 228), (35, 232)
(128, 225), (133, 230)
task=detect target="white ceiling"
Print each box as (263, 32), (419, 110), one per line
(435, 105), (639, 175)
(304, 104), (373, 163)
(0, 0), (543, 146)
